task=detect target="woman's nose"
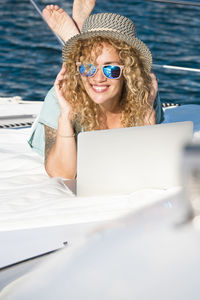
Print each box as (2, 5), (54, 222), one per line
(93, 67), (106, 82)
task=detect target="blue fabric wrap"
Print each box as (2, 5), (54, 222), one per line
(28, 86), (164, 156)
(28, 87), (60, 156)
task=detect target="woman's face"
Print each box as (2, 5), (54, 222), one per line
(80, 43), (124, 111)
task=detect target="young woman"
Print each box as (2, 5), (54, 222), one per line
(29, 5), (164, 180)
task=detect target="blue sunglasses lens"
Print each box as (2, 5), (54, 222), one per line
(103, 65), (121, 79)
(79, 64), (96, 77)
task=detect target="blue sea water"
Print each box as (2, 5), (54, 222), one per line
(0, 0), (199, 104)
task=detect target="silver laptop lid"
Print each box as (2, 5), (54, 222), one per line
(77, 122), (193, 197)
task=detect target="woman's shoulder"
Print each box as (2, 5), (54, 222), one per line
(41, 86), (60, 115)
(39, 87), (61, 129)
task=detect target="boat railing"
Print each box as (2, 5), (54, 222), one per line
(0, 115), (37, 129)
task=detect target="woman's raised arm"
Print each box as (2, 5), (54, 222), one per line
(44, 66), (77, 179)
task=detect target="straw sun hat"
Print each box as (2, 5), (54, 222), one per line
(62, 13), (152, 72)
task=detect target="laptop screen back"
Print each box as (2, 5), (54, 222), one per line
(77, 122), (193, 197)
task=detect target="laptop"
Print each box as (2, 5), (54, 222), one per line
(76, 122), (193, 197)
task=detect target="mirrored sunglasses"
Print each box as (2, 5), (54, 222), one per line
(76, 62), (124, 79)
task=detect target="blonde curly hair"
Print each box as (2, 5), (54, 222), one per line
(62, 36), (153, 131)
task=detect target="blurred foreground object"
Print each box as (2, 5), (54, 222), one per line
(182, 143), (200, 221)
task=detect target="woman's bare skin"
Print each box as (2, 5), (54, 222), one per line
(42, 4), (79, 42)
(45, 66), (77, 179)
(42, 0), (96, 42)
(72, 0), (96, 30)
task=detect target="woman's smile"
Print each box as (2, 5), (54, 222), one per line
(90, 84), (110, 93)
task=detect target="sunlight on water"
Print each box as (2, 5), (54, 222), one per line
(0, 0), (199, 104)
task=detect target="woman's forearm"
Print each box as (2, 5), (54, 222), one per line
(45, 113), (77, 179)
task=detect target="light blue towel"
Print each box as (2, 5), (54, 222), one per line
(163, 104), (200, 132)
(28, 87), (164, 156)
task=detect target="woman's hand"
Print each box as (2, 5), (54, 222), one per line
(144, 72), (158, 125)
(148, 72), (158, 106)
(54, 64), (72, 116)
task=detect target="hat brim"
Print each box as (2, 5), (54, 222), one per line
(62, 30), (152, 72)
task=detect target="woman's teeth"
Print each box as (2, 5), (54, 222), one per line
(92, 85), (108, 92)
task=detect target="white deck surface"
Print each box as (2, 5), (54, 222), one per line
(1, 127), (180, 231)
(0, 99), (200, 298)
(3, 99), (199, 232)
(0, 97), (42, 117)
